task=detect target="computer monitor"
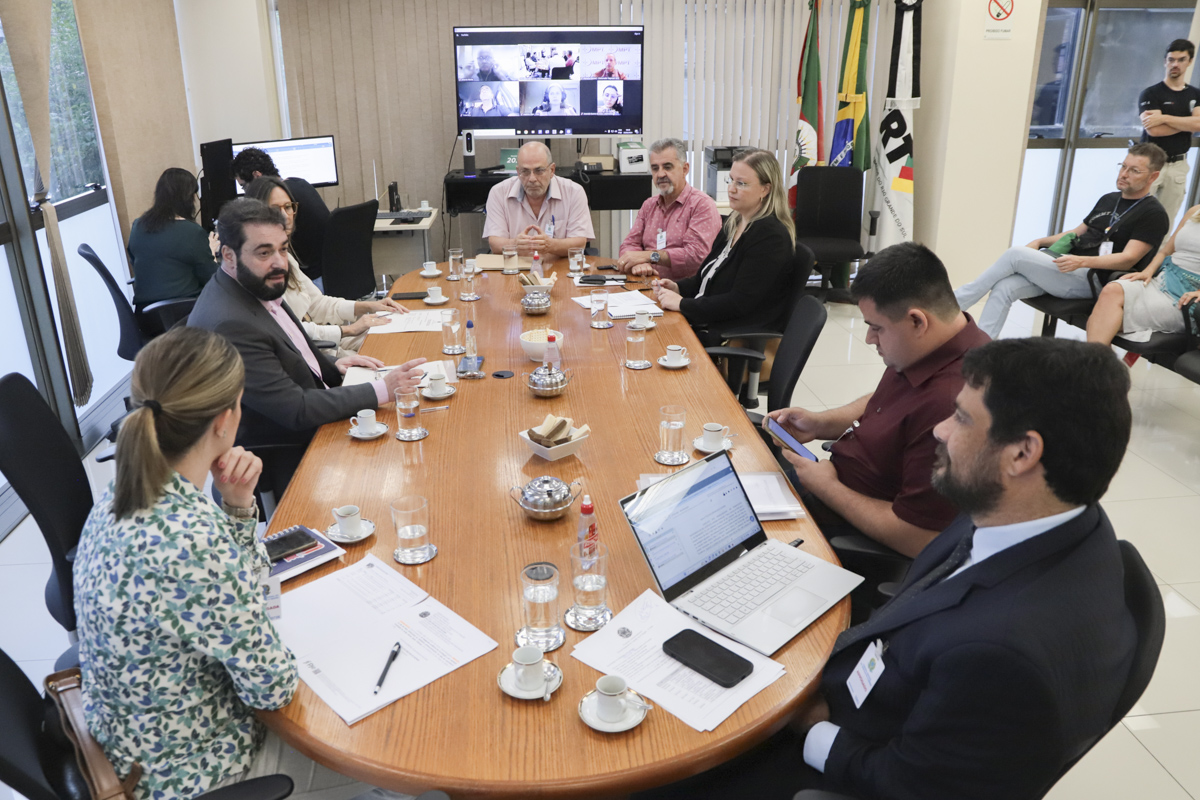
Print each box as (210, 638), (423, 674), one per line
(231, 135), (339, 190)
(453, 25), (644, 139)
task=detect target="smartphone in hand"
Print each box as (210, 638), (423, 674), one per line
(767, 417), (818, 461)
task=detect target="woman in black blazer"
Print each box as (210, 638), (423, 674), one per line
(653, 148), (796, 344)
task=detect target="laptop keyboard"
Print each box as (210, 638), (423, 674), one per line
(685, 547), (815, 625)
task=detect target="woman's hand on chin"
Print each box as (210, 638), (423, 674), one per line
(212, 447), (262, 509)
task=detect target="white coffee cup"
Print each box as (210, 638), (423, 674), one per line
(595, 675), (652, 723)
(350, 409), (378, 435)
(702, 422), (731, 450)
(512, 646), (545, 692)
(427, 286), (443, 301)
(332, 504), (362, 538)
(634, 309), (651, 327)
(422, 261), (438, 274)
(666, 345), (689, 366)
(420, 200), (431, 210)
(428, 374), (448, 395)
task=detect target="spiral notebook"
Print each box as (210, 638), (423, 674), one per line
(264, 525), (345, 581)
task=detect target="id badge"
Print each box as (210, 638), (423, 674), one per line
(656, 228), (667, 250)
(257, 565), (282, 621)
(1099, 240), (1114, 257)
(846, 639), (886, 708)
(545, 222), (556, 238)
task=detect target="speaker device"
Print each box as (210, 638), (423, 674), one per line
(463, 131), (476, 176)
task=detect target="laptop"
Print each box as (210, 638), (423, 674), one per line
(619, 451), (863, 656)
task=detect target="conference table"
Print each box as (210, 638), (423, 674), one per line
(259, 256), (849, 798)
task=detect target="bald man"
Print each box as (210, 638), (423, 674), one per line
(483, 142), (594, 257)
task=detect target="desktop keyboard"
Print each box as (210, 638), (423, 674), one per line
(378, 210), (432, 223)
(685, 547), (815, 625)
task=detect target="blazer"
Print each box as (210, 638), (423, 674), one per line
(286, 177), (331, 275)
(820, 506), (1135, 800)
(675, 215), (795, 335)
(188, 270), (378, 448)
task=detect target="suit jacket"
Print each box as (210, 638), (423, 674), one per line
(188, 270), (378, 448)
(675, 215), (795, 335)
(820, 506), (1135, 800)
(286, 177), (330, 275)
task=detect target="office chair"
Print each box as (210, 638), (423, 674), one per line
(1174, 348), (1200, 384)
(793, 167), (864, 294)
(320, 199), (379, 301)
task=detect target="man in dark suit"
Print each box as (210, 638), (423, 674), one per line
(644, 338), (1138, 800)
(189, 198), (423, 497)
(231, 147), (331, 278)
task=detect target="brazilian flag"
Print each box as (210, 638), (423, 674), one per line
(829, 0), (872, 170)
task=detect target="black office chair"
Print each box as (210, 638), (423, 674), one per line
(320, 199), (379, 301)
(1174, 348), (1200, 384)
(0, 374), (91, 653)
(794, 167), (864, 294)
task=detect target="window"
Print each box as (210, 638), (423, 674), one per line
(1029, 8), (1083, 140)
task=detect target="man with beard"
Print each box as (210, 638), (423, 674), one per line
(1139, 39), (1200, 226)
(615, 137), (722, 280)
(483, 141), (593, 257)
(189, 198), (424, 496)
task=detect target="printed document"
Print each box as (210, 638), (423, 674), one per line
(366, 309), (444, 334)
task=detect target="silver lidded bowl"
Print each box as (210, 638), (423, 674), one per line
(509, 476), (583, 521)
(521, 293), (551, 315)
(524, 366), (571, 398)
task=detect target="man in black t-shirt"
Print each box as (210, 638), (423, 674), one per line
(1140, 39), (1200, 225)
(955, 144), (1170, 337)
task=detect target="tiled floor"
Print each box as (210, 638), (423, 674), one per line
(3, 301), (1200, 798)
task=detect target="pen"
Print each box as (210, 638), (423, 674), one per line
(373, 642), (401, 694)
(420, 405), (449, 413)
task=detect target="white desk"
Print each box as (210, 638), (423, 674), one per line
(372, 208), (438, 277)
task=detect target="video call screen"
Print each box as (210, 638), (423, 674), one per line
(453, 25), (644, 138)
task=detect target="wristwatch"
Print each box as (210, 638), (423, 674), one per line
(650, 251), (661, 265)
(222, 501), (258, 521)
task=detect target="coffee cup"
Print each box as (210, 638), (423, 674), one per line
(666, 345), (689, 366)
(350, 409), (379, 435)
(512, 646), (545, 692)
(595, 675), (652, 722)
(634, 309), (651, 327)
(427, 286), (443, 301)
(702, 423), (731, 451)
(420, 200), (431, 210)
(332, 504), (362, 538)
(422, 261), (438, 274)
(428, 374), (448, 396)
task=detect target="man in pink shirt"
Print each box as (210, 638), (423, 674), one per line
(483, 142), (594, 257)
(616, 138), (722, 281)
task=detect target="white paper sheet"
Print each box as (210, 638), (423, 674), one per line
(571, 589), (785, 732)
(635, 472), (806, 520)
(570, 290), (663, 319)
(345, 360), (459, 388)
(366, 309), (444, 334)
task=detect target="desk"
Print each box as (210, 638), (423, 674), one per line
(260, 257), (846, 798)
(445, 169), (653, 213)
(372, 208), (439, 277)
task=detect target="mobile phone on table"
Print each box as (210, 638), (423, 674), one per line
(663, 629), (753, 688)
(767, 417), (818, 461)
(391, 291), (427, 300)
(264, 528), (318, 563)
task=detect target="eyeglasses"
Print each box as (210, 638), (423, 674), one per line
(725, 176), (755, 190)
(271, 201), (300, 214)
(517, 167), (550, 178)
(1116, 163), (1148, 176)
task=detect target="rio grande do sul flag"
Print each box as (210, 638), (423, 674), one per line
(788, 0), (824, 210)
(829, 0), (872, 170)
(871, 0), (922, 248)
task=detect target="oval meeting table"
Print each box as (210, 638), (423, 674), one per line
(259, 256), (849, 798)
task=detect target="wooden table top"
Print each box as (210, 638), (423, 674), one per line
(259, 257), (847, 798)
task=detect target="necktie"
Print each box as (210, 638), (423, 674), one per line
(831, 526), (976, 657)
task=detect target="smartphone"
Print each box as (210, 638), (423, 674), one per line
(264, 528), (318, 563)
(767, 417), (818, 461)
(663, 629), (753, 688)
(391, 291), (428, 300)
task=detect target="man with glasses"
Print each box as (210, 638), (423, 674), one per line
(1140, 39), (1200, 225)
(955, 143), (1169, 338)
(483, 141), (594, 257)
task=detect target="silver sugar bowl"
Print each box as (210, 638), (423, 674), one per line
(509, 476), (584, 521)
(521, 293), (551, 315)
(523, 365), (571, 398)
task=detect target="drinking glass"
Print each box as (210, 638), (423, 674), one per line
(394, 389), (428, 441)
(567, 247), (585, 277)
(590, 289), (613, 329)
(447, 248), (464, 281)
(460, 258), (480, 301)
(624, 323), (650, 369)
(441, 308), (464, 355)
(515, 562), (566, 652)
(502, 246), (519, 275)
(392, 495), (436, 564)
(655, 404), (689, 465)
(564, 541), (612, 631)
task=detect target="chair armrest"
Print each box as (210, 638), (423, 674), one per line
(705, 346), (767, 362)
(313, 339), (337, 351)
(1087, 269), (1129, 298)
(141, 296), (197, 313)
(197, 775), (293, 800)
(65, 546), (77, 563)
(95, 446), (116, 463)
(715, 328), (783, 343)
(829, 533), (908, 561)
(795, 791), (859, 800)
(584, 247), (599, 256)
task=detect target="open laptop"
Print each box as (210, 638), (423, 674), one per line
(619, 451), (863, 655)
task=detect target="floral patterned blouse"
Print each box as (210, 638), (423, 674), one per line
(73, 474), (298, 800)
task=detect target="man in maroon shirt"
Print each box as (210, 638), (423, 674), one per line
(767, 242), (991, 559)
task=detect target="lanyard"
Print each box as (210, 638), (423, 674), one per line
(1105, 196), (1146, 236)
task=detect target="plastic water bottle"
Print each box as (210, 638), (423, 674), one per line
(543, 332), (562, 371)
(576, 495), (596, 546)
(459, 319), (484, 378)
(531, 250), (543, 279)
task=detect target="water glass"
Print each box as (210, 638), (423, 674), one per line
(460, 259), (480, 301)
(590, 289), (614, 329)
(564, 541), (612, 632)
(447, 248), (464, 281)
(624, 323), (650, 370)
(502, 246), (519, 275)
(394, 389), (428, 442)
(441, 309), (464, 354)
(567, 247), (585, 277)
(392, 495), (436, 565)
(516, 562), (566, 652)
(655, 404), (689, 466)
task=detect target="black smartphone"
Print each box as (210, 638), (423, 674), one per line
(264, 528), (318, 563)
(596, 263), (617, 271)
(767, 417), (818, 461)
(391, 291), (428, 300)
(663, 629), (753, 688)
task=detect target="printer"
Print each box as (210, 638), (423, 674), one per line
(704, 146), (750, 203)
(617, 141), (649, 174)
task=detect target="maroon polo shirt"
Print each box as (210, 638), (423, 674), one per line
(830, 316), (991, 532)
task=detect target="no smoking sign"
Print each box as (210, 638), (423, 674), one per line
(985, 0), (1014, 38)
(990, 0), (1013, 20)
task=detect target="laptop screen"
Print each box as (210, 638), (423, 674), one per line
(620, 452), (766, 599)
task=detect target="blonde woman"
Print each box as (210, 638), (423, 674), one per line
(651, 148), (797, 344)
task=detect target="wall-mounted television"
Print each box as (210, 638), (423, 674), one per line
(232, 135), (339, 190)
(453, 25), (644, 139)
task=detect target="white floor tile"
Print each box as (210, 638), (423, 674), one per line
(1171, 581), (1200, 612)
(1127, 709), (1200, 797)
(1147, 383), (1200, 422)
(0, 564), (70, 662)
(1121, 586), (1200, 715)
(1103, 496), (1200, 585)
(1102, 451), (1196, 503)
(1046, 720), (1190, 800)
(797, 363), (887, 408)
(804, 324), (884, 368)
(0, 514), (51, 566)
(785, 379), (823, 410)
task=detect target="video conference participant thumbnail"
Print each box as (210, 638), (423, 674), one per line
(522, 81), (581, 115)
(458, 81), (518, 117)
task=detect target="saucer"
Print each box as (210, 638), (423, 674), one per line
(578, 689), (649, 732)
(497, 661), (564, 700)
(423, 296), (450, 305)
(348, 424), (389, 441)
(419, 270), (442, 278)
(325, 519), (376, 544)
(658, 356), (691, 369)
(421, 385), (457, 400)
(693, 436), (733, 454)
(630, 319), (656, 330)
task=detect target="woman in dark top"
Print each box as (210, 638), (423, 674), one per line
(652, 148), (797, 342)
(127, 168), (218, 309)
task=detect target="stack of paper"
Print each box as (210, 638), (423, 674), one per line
(276, 555), (498, 725)
(343, 360), (459, 388)
(366, 309), (444, 334)
(636, 472), (806, 520)
(572, 590), (784, 732)
(570, 290), (663, 319)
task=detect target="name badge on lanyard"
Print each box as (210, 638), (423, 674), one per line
(847, 639), (886, 708)
(656, 228), (667, 250)
(546, 221), (555, 238)
(1099, 241), (1114, 257)
(257, 565), (282, 621)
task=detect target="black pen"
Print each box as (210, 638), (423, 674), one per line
(373, 642), (401, 695)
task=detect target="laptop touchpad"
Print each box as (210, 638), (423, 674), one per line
(767, 587), (826, 626)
